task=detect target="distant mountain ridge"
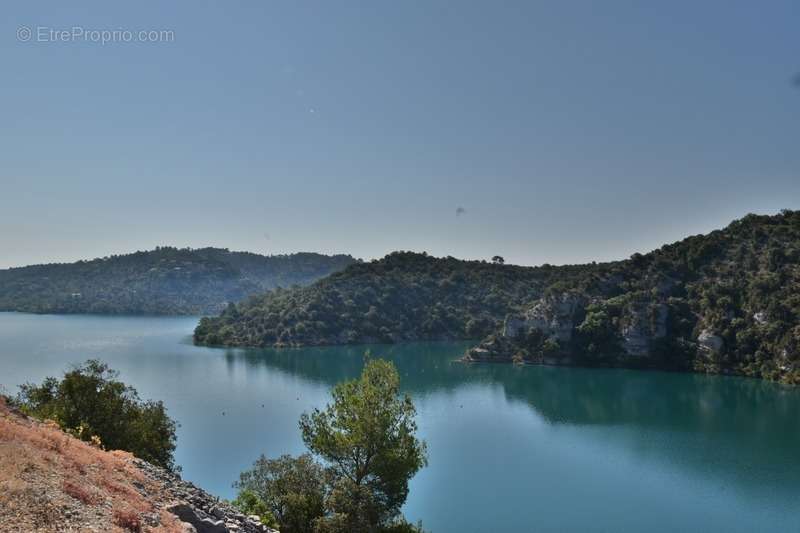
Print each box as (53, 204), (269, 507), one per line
(0, 247), (356, 315)
(194, 210), (800, 384)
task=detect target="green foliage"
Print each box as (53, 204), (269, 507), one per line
(379, 520), (428, 533)
(300, 359), (427, 533)
(575, 301), (623, 358)
(231, 489), (281, 530)
(238, 359), (428, 533)
(0, 247), (355, 315)
(14, 360), (179, 471)
(234, 454), (326, 533)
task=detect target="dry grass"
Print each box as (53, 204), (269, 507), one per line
(113, 507), (144, 532)
(0, 396), (184, 532)
(62, 479), (102, 505)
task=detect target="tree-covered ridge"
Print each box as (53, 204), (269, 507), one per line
(194, 250), (614, 347)
(195, 210), (800, 383)
(0, 247), (356, 315)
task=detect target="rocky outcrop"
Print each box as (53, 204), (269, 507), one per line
(622, 303), (668, 356)
(504, 293), (584, 342)
(753, 311), (768, 325)
(133, 458), (278, 533)
(465, 293), (676, 364)
(463, 333), (518, 362)
(167, 503), (228, 533)
(697, 329), (724, 355)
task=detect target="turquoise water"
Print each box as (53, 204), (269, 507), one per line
(1, 312), (799, 532)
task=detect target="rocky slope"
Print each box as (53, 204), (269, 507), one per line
(196, 210), (800, 384)
(0, 397), (277, 533)
(0, 247), (355, 315)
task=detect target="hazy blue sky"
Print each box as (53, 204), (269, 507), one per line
(2, 1), (798, 269)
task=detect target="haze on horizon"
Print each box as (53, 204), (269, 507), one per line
(2, 1), (798, 270)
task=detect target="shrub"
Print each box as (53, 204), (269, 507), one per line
(15, 360), (179, 471)
(234, 454), (325, 533)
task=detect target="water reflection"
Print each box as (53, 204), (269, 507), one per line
(222, 342), (800, 495)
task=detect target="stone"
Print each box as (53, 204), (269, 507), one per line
(167, 502), (228, 533)
(523, 293), (583, 342)
(622, 322), (649, 356)
(622, 302), (668, 356)
(502, 293), (583, 342)
(698, 329), (724, 354)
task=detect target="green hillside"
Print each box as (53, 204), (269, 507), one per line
(194, 211), (800, 383)
(0, 247), (356, 315)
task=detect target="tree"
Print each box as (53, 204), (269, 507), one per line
(575, 303), (621, 358)
(231, 489), (278, 529)
(233, 359), (427, 532)
(491, 255), (505, 265)
(15, 360), (178, 471)
(299, 359), (427, 532)
(234, 454), (325, 533)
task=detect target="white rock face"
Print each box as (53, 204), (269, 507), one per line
(622, 325), (649, 356)
(503, 293), (583, 342)
(753, 311), (768, 325)
(622, 303), (668, 356)
(698, 329), (724, 353)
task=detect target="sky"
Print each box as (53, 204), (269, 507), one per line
(2, 1), (798, 269)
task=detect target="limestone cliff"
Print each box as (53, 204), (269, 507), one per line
(466, 290), (701, 371)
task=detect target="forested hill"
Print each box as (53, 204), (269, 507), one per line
(0, 248), (356, 315)
(194, 210), (800, 384)
(194, 251), (614, 346)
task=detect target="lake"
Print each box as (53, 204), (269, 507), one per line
(1, 312), (798, 532)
